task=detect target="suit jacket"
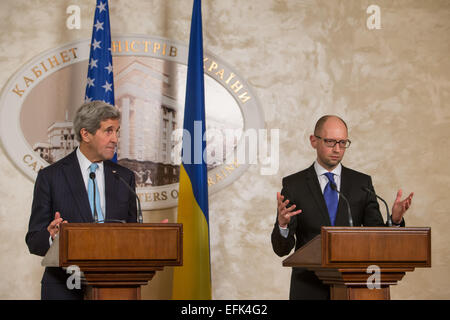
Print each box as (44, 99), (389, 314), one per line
(271, 163), (404, 300)
(25, 149), (137, 299)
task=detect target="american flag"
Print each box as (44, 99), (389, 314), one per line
(85, 0), (114, 105)
(85, 0), (117, 161)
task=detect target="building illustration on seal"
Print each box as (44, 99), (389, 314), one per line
(1, 36), (263, 210)
(32, 57), (242, 189)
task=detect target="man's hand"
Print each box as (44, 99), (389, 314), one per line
(391, 189), (414, 224)
(47, 212), (67, 240)
(277, 192), (302, 228)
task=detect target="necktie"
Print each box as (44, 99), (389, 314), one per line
(88, 163), (104, 222)
(323, 172), (338, 226)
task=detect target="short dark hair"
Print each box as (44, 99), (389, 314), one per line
(314, 115), (348, 136)
(73, 101), (121, 142)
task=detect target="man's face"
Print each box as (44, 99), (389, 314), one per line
(81, 118), (120, 162)
(310, 117), (348, 170)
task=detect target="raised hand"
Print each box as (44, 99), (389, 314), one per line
(277, 192), (302, 228)
(391, 189), (414, 224)
(47, 212), (67, 240)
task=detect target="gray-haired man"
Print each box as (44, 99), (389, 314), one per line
(26, 101), (137, 300)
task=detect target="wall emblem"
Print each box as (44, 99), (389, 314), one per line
(0, 35), (265, 210)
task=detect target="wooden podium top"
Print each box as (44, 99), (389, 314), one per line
(283, 227), (431, 269)
(42, 223), (183, 269)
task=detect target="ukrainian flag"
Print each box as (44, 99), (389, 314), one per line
(172, 0), (212, 300)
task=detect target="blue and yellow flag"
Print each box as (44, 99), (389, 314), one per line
(172, 0), (211, 300)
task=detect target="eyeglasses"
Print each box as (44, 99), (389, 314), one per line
(314, 135), (351, 148)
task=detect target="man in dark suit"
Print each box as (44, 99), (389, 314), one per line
(271, 115), (413, 300)
(26, 101), (137, 300)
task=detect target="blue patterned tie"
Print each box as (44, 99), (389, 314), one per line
(88, 163), (104, 222)
(323, 172), (338, 226)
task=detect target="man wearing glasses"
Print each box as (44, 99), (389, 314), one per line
(271, 115), (414, 300)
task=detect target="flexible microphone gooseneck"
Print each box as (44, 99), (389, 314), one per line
(112, 170), (143, 223)
(89, 172), (99, 223)
(89, 172), (125, 223)
(329, 182), (354, 227)
(361, 186), (393, 227)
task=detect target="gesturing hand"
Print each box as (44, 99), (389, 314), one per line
(391, 189), (414, 224)
(47, 212), (67, 240)
(277, 192), (302, 228)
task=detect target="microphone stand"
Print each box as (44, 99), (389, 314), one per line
(330, 182), (354, 227)
(362, 187), (392, 227)
(89, 172), (99, 223)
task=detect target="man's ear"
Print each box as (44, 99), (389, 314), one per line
(310, 134), (317, 149)
(80, 128), (91, 143)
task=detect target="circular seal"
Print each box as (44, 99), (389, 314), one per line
(0, 35), (265, 210)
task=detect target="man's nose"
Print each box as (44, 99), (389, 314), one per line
(110, 131), (119, 143)
(332, 143), (342, 152)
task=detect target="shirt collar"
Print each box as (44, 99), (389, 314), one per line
(314, 160), (342, 178)
(76, 147), (103, 173)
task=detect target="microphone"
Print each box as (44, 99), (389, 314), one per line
(112, 170), (143, 223)
(89, 172), (99, 223)
(329, 182), (354, 227)
(361, 187), (392, 227)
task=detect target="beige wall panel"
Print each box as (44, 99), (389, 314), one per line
(0, 0), (448, 299)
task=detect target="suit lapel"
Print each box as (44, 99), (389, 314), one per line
(104, 161), (118, 221)
(335, 165), (351, 226)
(62, 151), (94, 223)
(305, 164), (331, 226)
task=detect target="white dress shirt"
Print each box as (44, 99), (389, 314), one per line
(279, 161), (342, 238)
(314, 161), (342, 193)
(76, 147), (106, 216)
